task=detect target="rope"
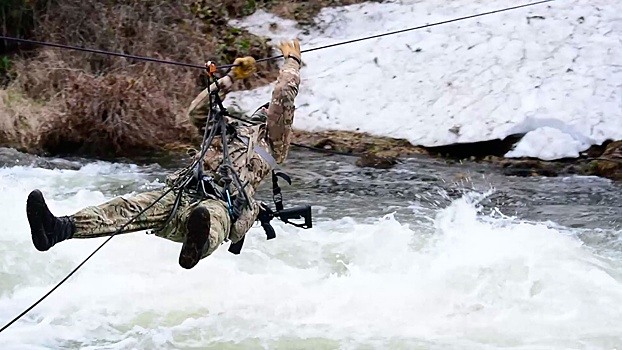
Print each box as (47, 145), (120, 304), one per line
(0, 36), (220, 70)
(256, 0), (555, 63)
(0, 186), (175, 334)
(0, 0), (554, 70)
(0, 121), (214, 332)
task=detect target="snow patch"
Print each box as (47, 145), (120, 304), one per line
(504, 127), (589, 160)
(227, 0), (622, 160)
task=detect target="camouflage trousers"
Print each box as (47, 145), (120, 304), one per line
(70, 187), (259, 259)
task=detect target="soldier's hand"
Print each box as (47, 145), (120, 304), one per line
(277, 39), (301, 62)
(231, 56), (256, 80)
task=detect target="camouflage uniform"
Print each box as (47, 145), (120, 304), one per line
(70, 58), (301, 259)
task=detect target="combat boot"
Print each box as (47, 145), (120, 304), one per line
(26, 189), (76, 251)
(179, 206), (211, 269)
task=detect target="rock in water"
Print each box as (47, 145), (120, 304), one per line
(0, 147), (81, 170)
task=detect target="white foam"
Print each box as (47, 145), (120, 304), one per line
(227, 0), (622, 160)
(1, 165), (622, 348)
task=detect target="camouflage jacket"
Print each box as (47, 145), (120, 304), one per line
(167, 58), (301, 241)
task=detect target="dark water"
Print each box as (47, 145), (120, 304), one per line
(266, 151), (622, 227)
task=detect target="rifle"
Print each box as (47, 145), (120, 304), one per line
(228, 170), (313, 255)
(258, 204), (312, 239)
(228, 204), (312, 255)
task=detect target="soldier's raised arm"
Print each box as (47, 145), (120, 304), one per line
(187, 57), (257, 133)
(267, 40), (302, 164)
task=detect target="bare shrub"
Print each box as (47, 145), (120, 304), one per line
(6, 0), (281, 157)
(11, 50), (75, 100)
(38, 70), (197, 158)
(0, 87), (47, 152)
(29, 0), (279, 83)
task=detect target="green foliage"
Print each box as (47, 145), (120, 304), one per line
(0, 55), (12, 86)
(242, 0), (256, 16)
(216, 26), (266, 64)
(0, 56), (11, 72)
(188, 0), (252, 24)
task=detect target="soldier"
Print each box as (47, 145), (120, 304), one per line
(25, 39), (302, 269)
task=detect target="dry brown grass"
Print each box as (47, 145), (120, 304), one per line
(10, 48), (201, 158)
(25, 0), (280, 84)
(4, 0), (282, 158)
(0, 87), (44, 152)
(1, 0), (378, 158)
(38, 70), (198, 157)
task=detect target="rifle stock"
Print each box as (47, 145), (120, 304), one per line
(276, 205), (312, 229)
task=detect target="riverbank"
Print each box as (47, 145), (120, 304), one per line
(1, 87), (620, 181)
(293, 130), (622, 181)
(1, 115), (620, 182)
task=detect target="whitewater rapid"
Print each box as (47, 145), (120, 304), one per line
(1, 162), (622, 349)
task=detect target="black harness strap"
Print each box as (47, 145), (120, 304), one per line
(272, 171), (291, 212)
(228, 169), (309, 255)
(152, 66), (312, 254)
(227, 171), (285, 254)
(151, 71), (250, 234)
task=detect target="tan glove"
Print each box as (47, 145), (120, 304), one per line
(231, 56), (256, 80)
(277, 39), (301, 62)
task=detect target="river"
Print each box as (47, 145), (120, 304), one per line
(1, 148), (621, 349)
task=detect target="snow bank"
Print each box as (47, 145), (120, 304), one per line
(227, 0), (622, 160)
(505, 126), (589, 160)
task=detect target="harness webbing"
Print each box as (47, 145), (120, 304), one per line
(153, 72), (253, 235)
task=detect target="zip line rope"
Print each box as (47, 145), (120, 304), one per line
(0, 0), (555, 334)
(0, 36), (211, 70)
(256, 0), (555, 63)
(0, 186), (176, 334)
(0, 0), (554, 70)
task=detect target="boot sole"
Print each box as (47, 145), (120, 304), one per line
(179, 206), (211, 269)
(26, 189), (51, 251)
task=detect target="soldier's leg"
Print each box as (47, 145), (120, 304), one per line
(154, 198), (231, 269)
(72, 189), (177, 238)
(26, 188), (177, 252)
(198, 200), (231, 259)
